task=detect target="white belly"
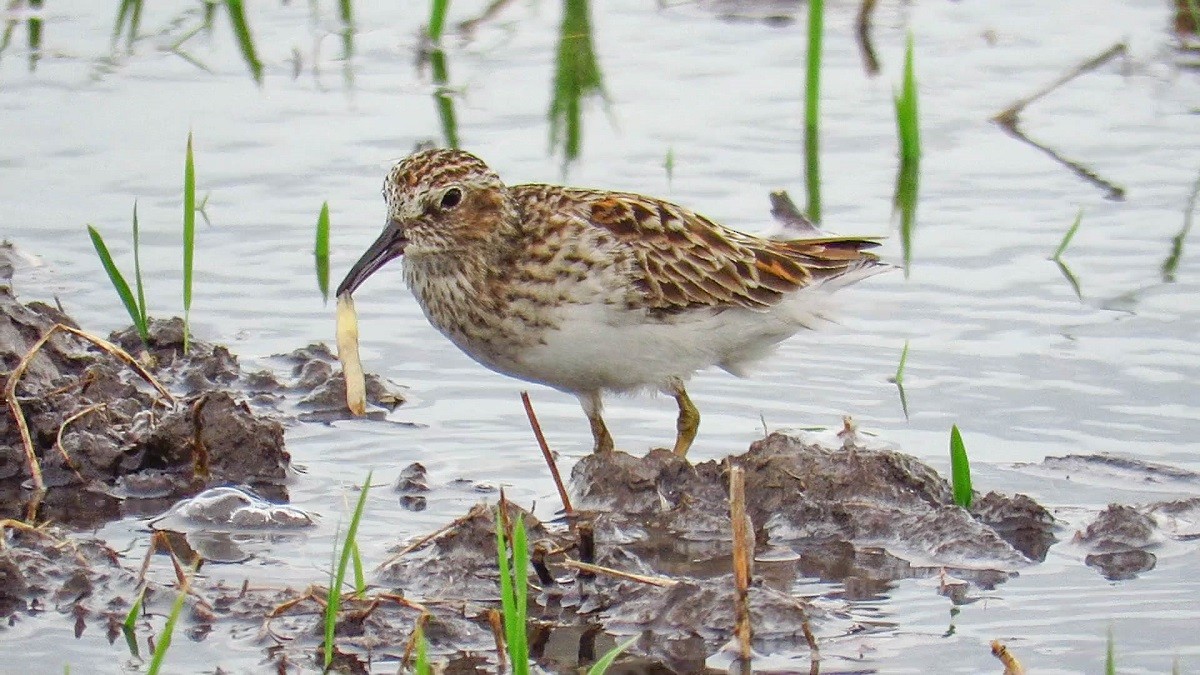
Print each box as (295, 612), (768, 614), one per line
(505, 290), (833, 394)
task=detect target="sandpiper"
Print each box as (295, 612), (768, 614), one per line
(337, 149), (886, 456)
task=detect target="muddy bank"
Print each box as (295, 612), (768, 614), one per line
(0, 259), (404, 527)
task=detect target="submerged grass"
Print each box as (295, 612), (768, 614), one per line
(949, 425), (973, 509)
(803, 0), (824, 223)
(182, 132), (196, 353)
(893, 32), (921, 276)
(315, 202), (331, 302)
(888, 340), (910, 419)
(1105, 625), (1115, 675)
(1162, 168), (1199, 282)
(324, 472), (373, 669)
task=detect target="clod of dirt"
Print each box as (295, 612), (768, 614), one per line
(1, 288), (290, 526)
(276, 343), (407, 422)
(379, 501), (550, 600)
(572, 431), (1051, 579)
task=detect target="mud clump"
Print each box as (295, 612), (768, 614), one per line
(0, 286), (290, 524)
(571, 431), (1056, 580)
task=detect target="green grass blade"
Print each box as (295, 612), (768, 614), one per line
(224, 0), (263, 84)
(1053, 208), (1083, 261)
(890, 340), (910, 420)
(147, 564), (194, 675)
(511, 515), (529, 669)
(891, 340), (909, 385)
(131, 201), (147, 328)
(324, 472), (373, 669)
(1105, 625), (1115, 675)
(414, 623), (432, 675)
(803, 0), (824, 223)
(182, 132), (196, 353)
(1187, 0), (1200, 36)
(587, 636), (638, 675)
(949, 425), (973, 509)
(87, 225), (148, 345)
(495, 510), (528, 674)
(351, 540), (365, 598)
(121, 585), (145, 657)
(428, 0), (449, 43)
(663, 147), (675, 185)
(315, 202), (331, 302)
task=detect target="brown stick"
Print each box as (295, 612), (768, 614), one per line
(520, 392), (573, 517)
(992, 42), (1127, 126)
(488, 607), (507, 671)
(560, 558), (679, 588)
(54, 402), (105, 483)
(729, 464), (753, 670)
(991, 640), (1025, 675)
(402, 612), (432, 668)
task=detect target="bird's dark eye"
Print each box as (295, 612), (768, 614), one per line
(439, 187), (463, 210)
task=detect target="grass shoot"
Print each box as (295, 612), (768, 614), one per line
(87, 223), (150, 348)
(803, 0), (824, 223)
(587, 636), (639, 675)
(1105, 625), (1115, 675)
(949, 425), (973, 509)
(323, 471), (373, 669)
(315, 202), (331, 302)
(414, 623), (432, 675)
(1051, 209), (1084, 299)
(889, 340), (910, 419)
(182, 132), (196, 353)
(121, 585), (146, 657)
(495, 510), (530, 674)
(147, 561), (198, 675)
(1052, 208), (1083, 261)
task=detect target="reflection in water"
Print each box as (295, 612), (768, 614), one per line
(226, 0), (263, 84)
(550, 0), (606, 164)
(0, 0), (44, 71)
(428, 47), (459, 148)
(893, 35), (920, 277)
(991, 43), (1128, 201)
(1162, 169), (1199, 282)
(802, 0), (824, 223)
(855, 0), (879, 76)
(338, 0), (354, 87)
(112, 0), (144, 52)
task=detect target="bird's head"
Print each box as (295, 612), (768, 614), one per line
(336, 148), (511, 297)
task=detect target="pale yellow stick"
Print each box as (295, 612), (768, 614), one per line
(336, 293), (367, 415)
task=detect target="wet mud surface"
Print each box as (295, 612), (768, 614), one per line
(3, 252), (1200, 671)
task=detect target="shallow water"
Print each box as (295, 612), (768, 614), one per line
(2, 0), (1199, 672)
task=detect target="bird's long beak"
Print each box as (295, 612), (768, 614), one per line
(336, 219), (408, 297)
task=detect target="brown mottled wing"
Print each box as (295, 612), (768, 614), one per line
(579, 190), (882, 311)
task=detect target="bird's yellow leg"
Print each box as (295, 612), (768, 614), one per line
(669, 380), (699, 457)
(579, 392), (615, 453)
